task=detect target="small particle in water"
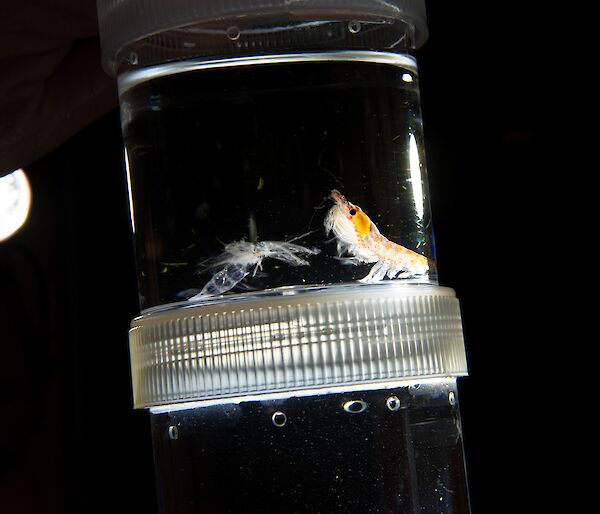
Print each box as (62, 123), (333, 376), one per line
(226, 26), (241, 41)
(160, 261), (188, 268)
(195, 202), (210, 220)
(348, 21), (361, 34)
(272, 411), (287, 427)
(168, 425), (179, 440)
(343, 400), (368, 414)
(149, 94), (162, 111)
(449, 391), (456, 406)
(402, 73), (413, 83)
(257, 177), (265, 190)
(182, 243), (196, 256)
(386, 395), (401, 411)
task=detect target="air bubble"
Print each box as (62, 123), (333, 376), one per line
(348, 21), (361, 34)
(343, 400), (368, 414)
(168, 425), (179, 440)
(129, 52), (139, 65)
(226, 26), (241, 41)
(386, 396), (401, 411)
(272, 411), (287, 427)
(448, 391), (456, 406)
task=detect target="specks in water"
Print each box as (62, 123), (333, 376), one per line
(149, 94), (162, 111)
(160, 261), (188, 268)
(195, 202), (210, 220)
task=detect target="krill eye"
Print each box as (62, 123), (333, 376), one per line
(349, 208), (357, 216)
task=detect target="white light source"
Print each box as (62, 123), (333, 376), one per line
(0, 168), (31, 242)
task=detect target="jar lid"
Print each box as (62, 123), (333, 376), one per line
(128, 284), (467, 408)
(97, 0), (428, 75)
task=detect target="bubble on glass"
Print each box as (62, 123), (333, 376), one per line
(226, 26), (241, 41)
(129, 52), (139, 65)
(448, 391), (456, 406)
(386, 395), (401, 411)
(168, 425), (179, 440)
(402, 72), (413, 83)
(343, 400), (368, 414)
(271, 411), (287, 427)
(348, 21), (361, 34)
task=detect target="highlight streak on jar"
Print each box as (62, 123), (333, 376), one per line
(324, 189), (429, 282)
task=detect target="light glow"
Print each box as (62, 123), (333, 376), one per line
(0, 168), (31, 242)
(124, 148), (136, 233)
(408, 134), (424, 220)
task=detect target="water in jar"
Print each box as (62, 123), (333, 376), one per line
(149, 378), (469, 513)
(119, 52), (437, 311)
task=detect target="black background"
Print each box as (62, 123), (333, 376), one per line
(1, 2), (557, 513)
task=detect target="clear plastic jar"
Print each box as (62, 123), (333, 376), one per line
(122, 52), (436, 309)
(150, 379), (469, 512)
(100, 0), (434, 311)
(97, 1), (470, 512)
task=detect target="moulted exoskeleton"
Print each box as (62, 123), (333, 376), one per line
(191, 234), (320, 299)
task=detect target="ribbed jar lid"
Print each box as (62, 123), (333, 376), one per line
(129, 284), (467, 408)
(97, 0), (428, 75)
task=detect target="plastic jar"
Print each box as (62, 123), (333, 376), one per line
(97, 1), (470, 512)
